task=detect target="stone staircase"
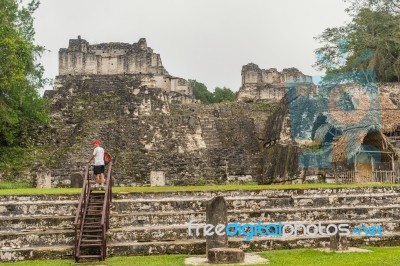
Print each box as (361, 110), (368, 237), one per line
(1, 186), (400, 261)
(198, 116), (222, 149)
(76, 191), (105, 261)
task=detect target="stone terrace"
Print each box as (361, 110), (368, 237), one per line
(1, 187), (400, 261)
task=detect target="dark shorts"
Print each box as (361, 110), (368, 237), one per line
(93, 165), (105, 175)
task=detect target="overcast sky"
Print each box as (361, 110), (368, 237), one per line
(33, 0), (350, 93)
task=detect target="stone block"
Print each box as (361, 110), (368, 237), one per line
(70, 173), (83, 188)
(206, 196), (228, 256)
(36, 169), (52, 188)
(330, 232), (348, 251)
(207, 248), (245, 264)
(150, 171), (165, 186)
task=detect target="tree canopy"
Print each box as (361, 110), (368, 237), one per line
(190, 80), (214, 104)
(0, 0), (48, 146)
(314, 0), (400, 82)
(213, 87), (236, 103)
(189, 80), (236, 104)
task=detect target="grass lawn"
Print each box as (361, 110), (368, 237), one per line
(0, 182), (31, 190)
(0, 182), (400, 196)
(4, 247), (400, 266)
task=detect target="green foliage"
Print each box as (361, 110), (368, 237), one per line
(189, 80), (236, 104)
(314, 0), (400, 82)
(255, 102), (279, 112)
(213, 86), (236, 103)
(345, 0), (400, 14)
(189, 80), (213, 104)
(0, 181), (30, 189)
(0, 0), (49, 146)
(0, 146), (54, 181)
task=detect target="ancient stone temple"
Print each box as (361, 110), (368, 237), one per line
(237, 63), (315, 102)
(39, 38), (400, 188)
(58, 36), (191, 95)
(43, 37), (300, 188)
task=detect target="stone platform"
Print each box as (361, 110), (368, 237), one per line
(1, 186), (400, 261)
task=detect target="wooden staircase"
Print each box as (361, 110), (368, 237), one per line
(74, 163), (112, 262)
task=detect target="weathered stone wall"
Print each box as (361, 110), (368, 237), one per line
(58, 36), (191, 95)
(43, 74), (281, 187)
(37, 41), (400, 187)
(2, 186), (400, 261)
(261, 95), (302, 183)
(237, 63), (315, 102)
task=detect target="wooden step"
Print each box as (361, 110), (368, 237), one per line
(87, 212), (102, 215)
(83, 224), (101, 228)
(82, 235), (102, 238)
(78, 254), (102, 259)
(80, 243), (102, 247)
(83, 229), (103, 233)
(81, 239), (103, 244)
(87, 207), (103, 211)
(84, 222), (101, 226)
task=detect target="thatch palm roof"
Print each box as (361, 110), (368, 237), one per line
(379, 93), (400, 133)
(332, 130), (397, 163)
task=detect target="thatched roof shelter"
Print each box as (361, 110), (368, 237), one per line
(332, 130), (397, 163)
(379, 93), (400, 133)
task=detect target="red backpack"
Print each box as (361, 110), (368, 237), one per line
(104, 150), (112, 165)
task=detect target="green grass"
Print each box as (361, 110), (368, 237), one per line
(4, 247), (400, 265)
(262, 246), (400, 266)
(0, 182), (400, 196)
(0, 182), (31, 189)
(3, 255), (188, 266)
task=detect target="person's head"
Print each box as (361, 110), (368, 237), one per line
(92, 139), (101, 147)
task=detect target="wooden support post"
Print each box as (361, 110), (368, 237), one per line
(371, 155), (375, 182)
(390, 153), (395, 183)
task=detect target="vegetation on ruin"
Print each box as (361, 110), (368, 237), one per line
(190, 80), (236, 104)
(0, 0), (49, 146)
(1, 182), (400, 195)
(5, 246), (400, 265)
(254, 102), (279, 112)
(314, 0), (400, 82)
(0, 145), (57, 181)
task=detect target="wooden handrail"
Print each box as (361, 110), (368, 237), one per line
(74, 162), (113, 261)
(74, 164), (91, 260)
(100, 161), (113, 260)
(74, 165), (89, 226)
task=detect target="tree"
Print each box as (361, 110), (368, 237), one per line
(189, 80), (214, 104)
(0, 0), (48, 146)
(190, 80), (236, 104)
(314, 0), (400, 82)
(344, 0), (400, 14)
(213, 87), (236, 103)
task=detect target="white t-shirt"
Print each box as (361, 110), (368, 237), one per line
(93, 147), (105, 166)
